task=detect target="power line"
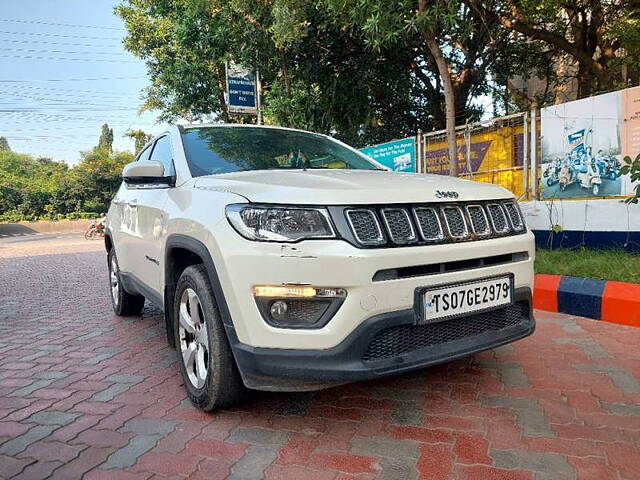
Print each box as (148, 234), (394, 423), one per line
(0, 54), (138, 63)
(2, 124), (157, 133)
(0, 91), (140, 109)
(0, 107), (140, 112)
(3, 38), (123, 48)
(0, 76), (145, 83)
(5, 48), (129, 56)
(1, 84), (141, 98)
(1, 111), (153, 121)
(0, 18), (124, 31)
(0, 30), (122, 41)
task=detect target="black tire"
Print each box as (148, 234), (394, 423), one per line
(108, 249), (145, 316)
(173, 264), (245, 411)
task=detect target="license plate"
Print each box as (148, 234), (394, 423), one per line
(417, 275), (513, 324)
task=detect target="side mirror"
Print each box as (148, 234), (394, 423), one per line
(122, 160), (174, 187)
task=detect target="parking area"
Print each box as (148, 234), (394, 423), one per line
(0, 236), (639, 480)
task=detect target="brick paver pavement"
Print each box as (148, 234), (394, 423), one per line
(0, 236), (639, 479)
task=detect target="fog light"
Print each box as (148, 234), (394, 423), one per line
(270, 300), (288, 322)
(253, 284), (347, 329)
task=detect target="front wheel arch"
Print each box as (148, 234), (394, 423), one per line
(163, 235), (235, 349)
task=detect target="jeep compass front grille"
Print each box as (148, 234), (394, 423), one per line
(381, 208), (416, 244)
(339, 200), (524, 248)
(346, 209), (384, 245)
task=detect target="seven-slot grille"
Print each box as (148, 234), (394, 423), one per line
(486, 203), (509, 233)
(442, 206), (467, 238)
(413, 207), (443, 241)
(466, 205), (490, 235)
(342, 200), (524, 247)
(381, 208), (416, 244)
(503, 202), (525, 231)
(346, 209), (384, 245)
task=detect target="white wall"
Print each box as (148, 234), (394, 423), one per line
(520, 199), (640, 232)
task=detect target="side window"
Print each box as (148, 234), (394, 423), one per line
(136, 144), (152, 162)
(149, 135), (175, 176)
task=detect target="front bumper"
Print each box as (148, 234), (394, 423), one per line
(228, 287), (534, 391)
(210, 224), (535, 350)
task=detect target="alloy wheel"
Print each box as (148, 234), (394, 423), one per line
(178, 287), (209, 388)
(110, 256), (119, 306)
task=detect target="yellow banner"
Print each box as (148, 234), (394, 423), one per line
(423, 124), (525, 196)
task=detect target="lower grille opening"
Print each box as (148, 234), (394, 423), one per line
(372, 252), (528, 282)
(363, 301), (529, 362)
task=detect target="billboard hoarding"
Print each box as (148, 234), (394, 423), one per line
(359, 138), (416, 172)
(540, 86), (640, 199)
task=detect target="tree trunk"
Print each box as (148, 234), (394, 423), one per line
(424, 34), (458, 176)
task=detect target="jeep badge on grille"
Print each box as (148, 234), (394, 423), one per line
(435, 190), (459, 199)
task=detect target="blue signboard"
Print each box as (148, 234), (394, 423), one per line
(226, 62), (257, 114)
(359, 137), (416, 172)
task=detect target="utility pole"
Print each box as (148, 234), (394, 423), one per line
(256, 70), (262, 126)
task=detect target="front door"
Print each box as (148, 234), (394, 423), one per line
(131, 134), (175, 296)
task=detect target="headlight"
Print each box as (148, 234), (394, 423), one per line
(225, 204), (336, 242)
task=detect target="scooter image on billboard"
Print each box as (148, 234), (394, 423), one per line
(554, 130), (601, 196)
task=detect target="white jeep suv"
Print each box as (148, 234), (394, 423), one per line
(106, 124), (535, 410)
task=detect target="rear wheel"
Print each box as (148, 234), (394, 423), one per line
(174, 264), (245, 410)
(592, 183), (600, 196)
(108, 249), (145, 316)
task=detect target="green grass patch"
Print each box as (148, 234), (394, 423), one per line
(535, 248), (640, 284)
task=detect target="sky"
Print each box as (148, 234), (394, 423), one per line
(0, 0), (163, 165)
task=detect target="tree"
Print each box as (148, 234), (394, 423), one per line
(97, 123), (114, 153)
(125, 129), (152, 154)
(116, 0), (544, 175)
(0, 137), (10, 152)
(65, 147), (134, 214)
(468, 0), (640, 99)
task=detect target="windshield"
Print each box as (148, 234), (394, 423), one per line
(181, 126), (381, 177)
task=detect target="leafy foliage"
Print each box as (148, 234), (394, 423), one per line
(126, 129), (152, 154)
(0, 147), (132, 222)
(468, 0), (640, 100)
(620, 154), (640, 204)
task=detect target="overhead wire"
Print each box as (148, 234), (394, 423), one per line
(0, 76), (145, 83)
(0, 18), (124, 31)
(0, 54), (137, 63)
(5, 48), (129, 56)
(0, 30), (121, 41)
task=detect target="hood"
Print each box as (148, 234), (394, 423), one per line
(193, 169), (513, 205)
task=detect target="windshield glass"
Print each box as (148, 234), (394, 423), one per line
(181, 126), (381, 176)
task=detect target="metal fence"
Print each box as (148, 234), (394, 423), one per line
(417, 111), (540, 199)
